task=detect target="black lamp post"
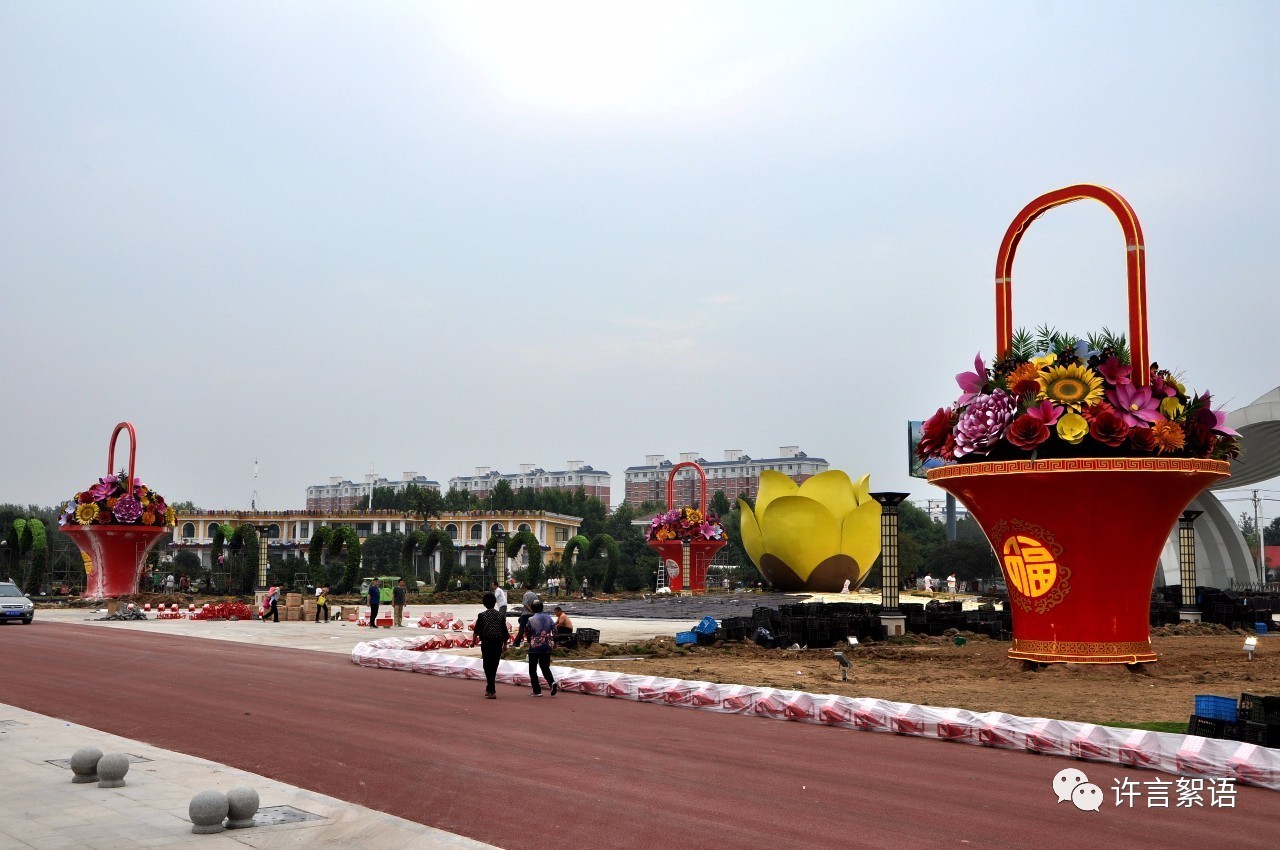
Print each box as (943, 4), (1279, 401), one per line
(871, 492), (910, 636)
(493, 527), (507, 588)
(253, 524), (272, 591)
(1178, 510), (1203, 623)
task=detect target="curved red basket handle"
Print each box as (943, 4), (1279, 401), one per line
(995, 184), (1149, 386)
(665, 461), (709, 512)
(108, 422), (138, 486)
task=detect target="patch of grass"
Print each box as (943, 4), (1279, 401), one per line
(1101, 720), (1188, 734)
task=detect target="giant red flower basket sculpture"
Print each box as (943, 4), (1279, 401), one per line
(646, 462), (727, 594)
(60, 423), (176, 598)
(921, 186), (1236, 664)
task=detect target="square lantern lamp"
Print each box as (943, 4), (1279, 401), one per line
(493, 527), (508, 589)
(1178, 510), (1203, 623)
(871, 493), (910, 611)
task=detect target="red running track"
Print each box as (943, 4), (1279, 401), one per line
(4, 622), (1277, 848)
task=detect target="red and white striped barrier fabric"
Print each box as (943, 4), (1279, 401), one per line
(351, 638), (1280, 791)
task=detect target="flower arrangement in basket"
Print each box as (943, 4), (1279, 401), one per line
(918, 330), (1240, 465)
(59, 471), (176, 529)
(646, 506), (725, 543)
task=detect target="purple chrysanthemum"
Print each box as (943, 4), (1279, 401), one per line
(953, 390), (1017, 458)
(113, 495), (144, 523)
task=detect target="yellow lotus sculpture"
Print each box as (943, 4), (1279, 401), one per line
(739, 470), (882, 592)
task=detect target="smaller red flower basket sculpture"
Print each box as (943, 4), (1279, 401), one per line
(60, 422), (177, 598)
(645, 462), (727, 594)
(922, 185), (1235, 664)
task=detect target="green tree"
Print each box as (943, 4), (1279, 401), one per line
(408, 486), (446, 524)
(443, 487), (477, 511)
(921, 539), (998, 583)
(709, 490), (731, 518)
(361, 532), (405, 575)
(487, 480), (515, 510)
(1265, 516), (1280, 546)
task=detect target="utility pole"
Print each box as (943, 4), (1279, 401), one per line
(1254, 489), (1263, 585)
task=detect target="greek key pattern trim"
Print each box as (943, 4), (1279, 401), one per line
(1011, 638), (1153, 656)
(927, 458), (1230, 480)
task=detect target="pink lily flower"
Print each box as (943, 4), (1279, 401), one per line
(1024, 399), (1063, 426)
(1194, 392), (1240, 437)
(955, 352), (986, 405)
(1108, 383), (1165, 427)
(1097, 355), (1131, 386)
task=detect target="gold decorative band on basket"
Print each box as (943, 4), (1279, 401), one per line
(1010, 638), (1156, 665)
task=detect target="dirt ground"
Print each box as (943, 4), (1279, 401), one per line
(545, 623), (1280, 726)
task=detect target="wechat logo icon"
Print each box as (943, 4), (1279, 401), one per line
(1053, 768), (1103, 812)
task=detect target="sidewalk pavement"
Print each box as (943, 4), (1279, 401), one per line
(0, 703), (494, 850)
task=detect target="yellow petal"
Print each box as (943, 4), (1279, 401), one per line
(796, 470), (857, 519)
(737, 499), (765, 568)
(840, 499), (883, 580)
(759, 496), (839, 582)
(754, 470), (798, 518)
(850, 473), (871, 505)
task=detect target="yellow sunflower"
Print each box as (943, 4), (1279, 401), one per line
(1038, 364), (1103, 410)
(75, 502), (100, 525)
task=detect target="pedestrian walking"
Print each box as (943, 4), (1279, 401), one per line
(581, 576), (590, 599)
(393, 579), (408, 627)
(524, 599), (558, 697)
(367, 578), (382, 628)
(262, 585), (280, 623)
(472, 591), (509, 699)
(492, 580), (508, 615)
(315, 587), (330, 623)
(947, 573), (958, 595)
(165, 573), (175, 593)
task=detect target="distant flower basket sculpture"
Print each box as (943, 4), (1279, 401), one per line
(738, 470), (881, 592)
(922, 185), (1234, 664)
(60, 422), (176, 598)
(645, 462), (726, 593)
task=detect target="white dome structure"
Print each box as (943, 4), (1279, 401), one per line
(1154, 386), (1280, 588)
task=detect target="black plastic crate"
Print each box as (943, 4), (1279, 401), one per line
(1187, 714), (1232, 740)
(1241, 720), (1280, 747)
(576, 627), (600, 646)
(1236, 693), (1280, 723)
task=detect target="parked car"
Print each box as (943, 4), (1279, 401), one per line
(0, 581), (35, 624)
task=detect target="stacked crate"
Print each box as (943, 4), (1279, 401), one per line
(285, 592), (303, 621)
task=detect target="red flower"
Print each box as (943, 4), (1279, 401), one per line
(1184, 421), (1215, 457)
(917, 407), (955, 459)
(1088, 407), (1129, 447)
(941, 434), (957, 462)
(1129, 427), (1158, 453)
(1006, 413), (1050, 450)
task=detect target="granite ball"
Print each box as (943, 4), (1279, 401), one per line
(96, 752), (130, 788)
(189, 790), (229, 834)
(69, 747), (103, 784)
(225, 784), (260, 829)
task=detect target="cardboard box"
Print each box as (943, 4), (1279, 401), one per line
(285, 593), (303, 607)
(285, 608), (301, 621)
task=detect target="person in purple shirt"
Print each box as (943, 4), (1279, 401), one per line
(523, 599), (558, 697)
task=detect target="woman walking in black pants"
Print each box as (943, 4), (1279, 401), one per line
(471, 592), (509, 698)
(524, 599), (558, 697)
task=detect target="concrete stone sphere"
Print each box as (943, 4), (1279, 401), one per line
(96, 752), (130, 788)
(189, 790), (229, 834)
(69, 747), (103, 783)
(225, 784), (260, 828)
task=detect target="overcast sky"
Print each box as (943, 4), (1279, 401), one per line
(2, 1), (1277, 513)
